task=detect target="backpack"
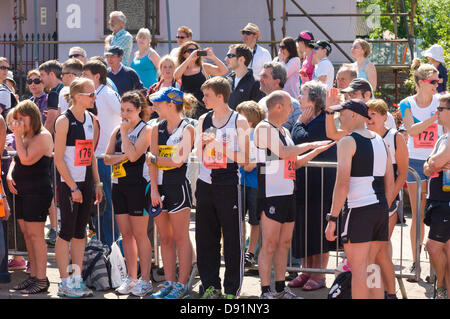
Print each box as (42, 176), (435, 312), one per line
(82, 239), (112, 291)
(328, 271), (352, 299)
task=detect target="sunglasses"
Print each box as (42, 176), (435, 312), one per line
(185, 48), (197, 53)
(242, 31), (255, 36)
(437, 106), (450, 112)
(69, 54), (83, 58)
(0, 66), (9, 70)
(78, 92), (96, 98)
(176, 36), (186, 39)
(226, 53), (237, 58)
(423, 79), (439, 85)
(27, 78), (41, 85)
(279, 45), (286, 49)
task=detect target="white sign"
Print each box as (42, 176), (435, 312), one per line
(66, 4), (81, 29)
(40, 7), (47, 25)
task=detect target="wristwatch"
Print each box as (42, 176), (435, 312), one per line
(149, 153), (157, 164)
(326, 213), (338, 222)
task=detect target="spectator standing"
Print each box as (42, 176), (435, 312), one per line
(68, 47), (88, 64)
(174, 42), (228, 119)
(106, 46), (145, 97)
(105, 11), (133, 66)
(82, 60), (122, 247)
(0, 58), (17, 118)
(295, 31), (315, 86)
(289, 81), (337, 291)
(38, 60), (64, 135)
(312, 41), (334, 91)
(258, 62), (301, 132)
(170, 26), (193, 60)
(240, 23), (272, 81)
(336, 64), (357, 91)
(275, 37), (301, 99)
(399, 60), (443, 276)
(225, 44), (265, 110)
(423, 93), (450, 299)
(7, 101), (53, 294)
(131, 28), (161, 90)
(26, 70), (48, 123)
(422, 44), (448, 94)
(147, 55), (181, 96)
(59, 59), (84, 114)
(351, 39), (377, 92)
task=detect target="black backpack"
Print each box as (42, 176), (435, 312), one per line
(328, 271), (352, 299)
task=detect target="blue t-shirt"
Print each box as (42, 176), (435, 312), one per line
(240, 131), (257, 188)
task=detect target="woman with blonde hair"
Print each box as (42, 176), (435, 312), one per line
(399, 59), (443, 277)
(131, 28), (161, 89)
(7, 100), (53, 294)
(147, 55), (181, 96)
(351, 39), (377, 91)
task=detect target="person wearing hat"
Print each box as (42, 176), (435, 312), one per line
(325, 99), (395, 299)
(312, 40), (334, 90)
(241, 23), (272, 81)
(146, 87), (197, 299)
(106, 46), (145, 97)
(295, 30), (315, 85)
(325, 78), (396, 141)
(422, 44), (447, 94)
(0, 58), (18, 117)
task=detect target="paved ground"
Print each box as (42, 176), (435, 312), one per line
(0, 203), (436, 300)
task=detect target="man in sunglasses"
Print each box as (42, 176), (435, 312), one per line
(240, 23), (271, 81)
(312, 40), (334, 91)
(170, 26), (193, 60)
(423, 93), (450, 299)
(0, 57), (17, 117)
(68, 47), (87, 64)
(59, 59), (84, 114)
(225, 44), (265, 110)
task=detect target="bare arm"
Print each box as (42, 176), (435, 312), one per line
(44, 109), (59, 135)
(384, 147), (395, 208)
(104, 126), (128, 165)
(424, 136), (450, 176)
(54, 116), (78, 191)
(120, 124), (151, 162)
(392, 133), (409, 198)
(325, 94), (348, 141)
(202, 47), (229, 76)
(149, 49), (161, 74)
(367, 62), (377, 92)
(403, 108), (438, 137)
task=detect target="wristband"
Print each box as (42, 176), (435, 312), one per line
(95, 182), (103, 188)
(326, 213), (338, 222)
(70, 186), (79, 193)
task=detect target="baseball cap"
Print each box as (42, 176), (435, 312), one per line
(314, 40), (332, 54)
(149, 87), (184, 104)
(295, 31), (314, 43)
(240, 23), (261, 37)
(330, 99), (371, 119)
(340, 78), (373, 94)
(105, 46), (124, 57)
(421, 44), (445, 64)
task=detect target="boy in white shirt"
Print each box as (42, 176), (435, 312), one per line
(312, 40), (335, 91)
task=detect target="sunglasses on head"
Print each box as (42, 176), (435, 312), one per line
(437, 106), (450, 112)
(0, 66), (9, 70)
(423, 79), (439, 85)
(69, 54), (83, 58)
(27, 78), (41, 85)
(78, 92), (96, 98)
(226, 53), (237, 58)
(242, 31), (255, 36)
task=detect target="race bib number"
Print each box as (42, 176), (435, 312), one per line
(157, 145), (178, 171)
(74, 139), (93, 166)
(414, 124), (438, 149)
(203, 143), (227, 169)
(112, 160), (128, 179)
(284, 158), (296, 180)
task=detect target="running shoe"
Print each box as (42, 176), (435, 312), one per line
(57, 282), (86, 298)
(224, 294), (236, 299)
(260, 291), (278, 299)
(45, 228), (57, 246)
(115, 275), (138, 295)
(163, 282), (189, 299)
(77, 279), (94, 297)
(8, 259), (27, 271)
(151, 281), (173, 299)
(435, 287), (447, 300)
(130, 278), (153, 297)
(201, 286), (223, 299)
(244, 251), (256, 267)
(276, 287), (303, 299)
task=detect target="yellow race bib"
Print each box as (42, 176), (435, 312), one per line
(157, 145), (178, 170)
(112, 159), (128, 178)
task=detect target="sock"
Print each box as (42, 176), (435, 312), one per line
(261, 285), (271, 294)
(275, 281), (285, 293)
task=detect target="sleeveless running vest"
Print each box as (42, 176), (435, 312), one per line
(112, 120), (149, 185)
(427, 134), (450, 202)
(347, 132), (387, 208)
(157, 118), (190, 185)
(256, 121), (295, 198)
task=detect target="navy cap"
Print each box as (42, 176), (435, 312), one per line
(314, 40), (332, 54)
(105, 46), (124, 56)
(330, 99), (371, 119)
(341, 78), (373, 94)
(149, 87), (184, 104)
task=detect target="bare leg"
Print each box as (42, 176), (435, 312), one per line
(130, 215), (151, 281)
(116, 215), (138, 279)
(258, 212), (281, 287)
(344, 241), (371, 299)
(170, 208), (192, 284)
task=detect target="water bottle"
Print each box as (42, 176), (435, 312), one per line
(443, 170), (450, 192)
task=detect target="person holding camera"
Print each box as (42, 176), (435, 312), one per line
(174, 41), (228, 119)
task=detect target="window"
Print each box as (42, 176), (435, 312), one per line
(104, 0), (160, 35)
